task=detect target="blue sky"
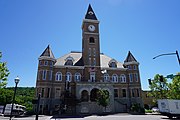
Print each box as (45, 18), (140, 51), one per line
(0, 0), (180, 90)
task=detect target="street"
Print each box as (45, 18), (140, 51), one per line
(0, 114), (178, 120)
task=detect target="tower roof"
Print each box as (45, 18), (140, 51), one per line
(124, 51), (137, 63)
(40, 45), (55, 58)
(85, 4), (98, 20)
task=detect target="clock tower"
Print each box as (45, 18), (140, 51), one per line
(82, 4), (100, 67)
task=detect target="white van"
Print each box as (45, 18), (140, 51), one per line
(4, 104), (26, 117)
(158, 99), (180, 118)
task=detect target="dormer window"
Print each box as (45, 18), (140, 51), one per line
(108, 59), (117, 68)
(89, 37), (95, 43)
(65, 56), (74, 66)
(65, 60), (73, 65)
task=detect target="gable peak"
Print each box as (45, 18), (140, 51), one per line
(85, 4), (98, 20)
(40, 45), (55, 58)
(124, 51), (137, 63)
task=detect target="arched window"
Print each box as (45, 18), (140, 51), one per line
(55, 72), (62, 81)
(103, 74), (109, 82)
(75, 73), (81, 82)
(89, 37), (95, 43)
(81, 90), (89, 102)
(65, 60), (73, 65)
(66, 72), (72, 82)
(109, 59), (117, 68)
(65, 56), (74, 66)
(120, 74), (126, 83)
(112, 74), (118, 83)
(90, 88), (99, 101)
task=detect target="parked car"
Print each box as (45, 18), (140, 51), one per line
(151, 107), (159, 112)
(0, 105), (4, 116)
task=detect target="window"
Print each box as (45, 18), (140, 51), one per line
(47, 88), (50, 98)
(114, 89), (118, 98)
(81, 90), (89, 102)
(93, 58), (96, 66)
(129, 73), (133, 82)
(50, 61), (53, 67)
(89, 58), (91, 66)
(42, 70), (46, 80)
(41, 88), (45, 98)
(103, 74), (109, 82)
(90, 88), (99, 101)
(93, 48), (96, 56)
(49, 70), (52, 80)
(109, 62), (117, 68)
(75, 73), (81, 82)
(133, 65), (137, 70)
(132, 89), (135, 97)
(66, 72), (72, 82)
(65, 60), (73, 65)
(120, 74), (126, 83)
(127, 65), (132, 70)
(109, 59), (117, 68)
(44, 61), (48, 66)
(56, 72), (62, 81)
(65, 56), (74, 65)
(134, 73), (139, 82)
(37, 70), (41, 81)
(89, 37), (95, 43)
(39, 61), (43, 66)
(112, 74), (118, 83)
(90, 72), (95, 82)
(122, 89), (127, 97)
(89, 48), (91, 56)
(136, 88), (140, 97)
(55, 88), (61, 98)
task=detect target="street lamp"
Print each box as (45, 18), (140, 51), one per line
(153, 50), (180, 66)
(9, 76), (20, 120)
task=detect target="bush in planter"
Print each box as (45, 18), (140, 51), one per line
(130, 103), (145, 114)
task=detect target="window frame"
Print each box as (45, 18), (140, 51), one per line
(55, 72), (62, 81)
(114, 88), (119, 98)
(66, 72), (72, 82)
(120, 74), (126, 83)
(103, 74), (109, 82)
(112, 74), (118, 83)
(74, 72), (81, 82)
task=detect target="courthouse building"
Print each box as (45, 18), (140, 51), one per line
(35, 4), (143, 115)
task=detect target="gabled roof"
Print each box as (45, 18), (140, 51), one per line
(85, 4), (98, 20)
(54, 51), (124, 68)
(54, 51), (83, 66)
(124, 51), (137, 63)
(40, 45), (55, 58)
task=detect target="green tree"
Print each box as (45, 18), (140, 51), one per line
(168, 73), (180, 99)
(148, 74), (169, 103)
(0, 88), (13, 105)
(7, 87), (35, 111)
(0, 52), (10, 88)
(96, 89), (110, 112)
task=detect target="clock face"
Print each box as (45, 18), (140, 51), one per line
(88, 25), (95, 32)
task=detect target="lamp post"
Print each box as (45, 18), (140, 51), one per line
(153, 50), (180, 66)
(9, 76), (20, 120)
